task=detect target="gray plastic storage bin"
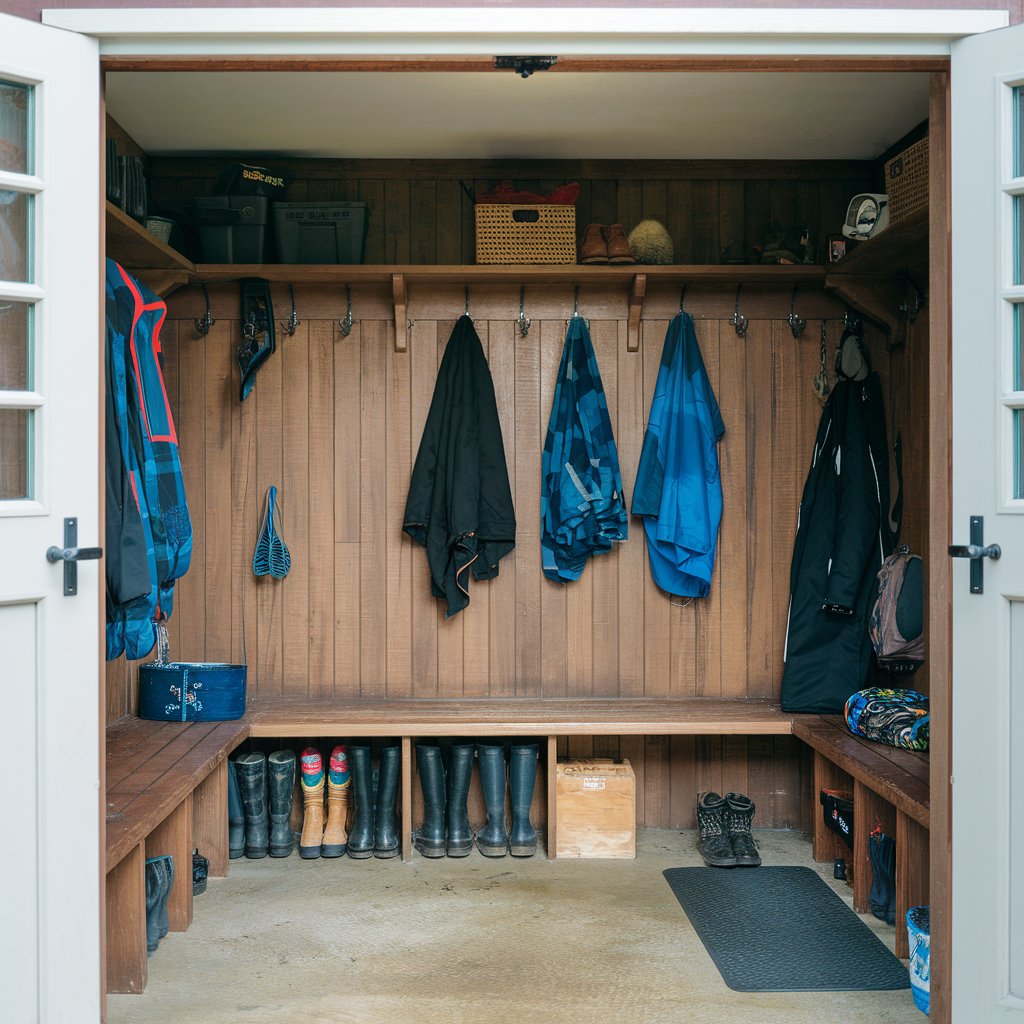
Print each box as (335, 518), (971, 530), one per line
(272, 202), (367, 264)
(194, 195), (268, 263)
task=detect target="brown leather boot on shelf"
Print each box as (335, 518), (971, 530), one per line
(580, 223), (609, 264)
(606, 223), (636, 265)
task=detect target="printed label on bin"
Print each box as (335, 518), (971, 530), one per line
(583, 778), (606, 791)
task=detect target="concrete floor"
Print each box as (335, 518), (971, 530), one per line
(108, 829), (924, 1024)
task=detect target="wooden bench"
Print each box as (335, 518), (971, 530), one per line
(249, 696), (795, 863)
(105, 717), (249, 993)
(792, 714), (929, 958)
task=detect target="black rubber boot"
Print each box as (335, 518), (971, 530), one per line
(347, 745), (375, 859)
(227, 759), (244, 860)
(869, 830), (897, 923)
(414, 742), (447, 858)
(192, 848), (208, 896)
(509, 742), (539, 857)
(156, 854), (174, 941)
(268, 749), (296, 858)
(446, 742), (475, 857)
(724, 792), (762, 867)
(235, 752), (269, 859)
(696, 791), (737, 867)
(144, 857), (165, 954)
(476, 742), (508, 857)
(374, 743), (401, 859)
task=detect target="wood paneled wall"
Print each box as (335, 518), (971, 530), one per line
(148, 156), (877, 267)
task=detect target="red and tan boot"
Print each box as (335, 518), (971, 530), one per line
(321, 745), (351, 858)
(298, 748), (325, 860)
(605, 223), (636, 265)
(579, 223), (609, 264)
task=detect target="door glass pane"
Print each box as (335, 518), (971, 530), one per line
(1016, 194), (1024, 287)
(0, 302), (32, 390)
(0, 191), (32, 283)
(1010, 600), (1024, 997)
(1016, 86), (1024, 179)
(0, 408), (32, 500)
(0, 80), (30, 175)
(1015, 409), (1024, 499)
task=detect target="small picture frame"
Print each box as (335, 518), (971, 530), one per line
(827, 235), (858, 263)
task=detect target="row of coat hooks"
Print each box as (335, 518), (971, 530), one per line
(193, 279), (866, 354)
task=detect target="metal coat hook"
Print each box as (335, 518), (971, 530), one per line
(280, 284), (300, 336)
(465, 286), (472, 320)
(194, 283), (215, 337)
(678, 285), (687, 313)
(517, 286), (532, 337)
(339, 285), (354, 337)
(731, 284), (749, 337)
(843, 310), (863, 334)
(569, 285), (590, 328)
(900, 272), (926, 324)
(788, 284), (807, 338)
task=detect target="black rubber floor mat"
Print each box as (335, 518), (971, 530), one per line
(663, 865), (909, 992)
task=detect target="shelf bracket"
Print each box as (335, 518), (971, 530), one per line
(627, 273), (647, 353)
(392, 273), (408, 353)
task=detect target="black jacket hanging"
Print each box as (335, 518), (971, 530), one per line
(780, 370), (897, 713)
(403, 316), (516, 617)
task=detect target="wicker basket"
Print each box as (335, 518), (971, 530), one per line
(475, 204), (577, 264)
(884, 138), (929, 224)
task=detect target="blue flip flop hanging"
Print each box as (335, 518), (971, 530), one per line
(252, 485), (291, 579)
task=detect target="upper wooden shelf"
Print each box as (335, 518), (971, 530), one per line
(190, 263), (826, 285)
(105, 200), (194, 295)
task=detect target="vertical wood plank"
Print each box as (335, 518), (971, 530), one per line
(435, 180), (463, 265)
(514, 315), (541, 696)
(282, 321), (310, 694)
(745, 319), (774, 696)
(359, 321), (388, 698)
(409, 320), (439, 696)
(488, 319), (517, 698)
(384, 179), (411, 264)
(145, 794), (193, 932)
(546, 737), (558, 859)
(177, 321), (206, 662)
(386, 323), (413, 697)
(643, 735), (671, 829)
(896, 813), (930, 959)
(590, 319), (620, 698)
(409, 180), (437, 264)
(669, 735), (697, 828)
(691, 182), (720, 264)
(642, 319), (671, 696)
(667, 180), (695, 264)
(193, 760), (228, 878)
(617, 321), (644, 698)
(255, 329), (284, 694)
(309, 321), (337, 696)
(540, 318), (568, 698)
(719, 180), (746, 261)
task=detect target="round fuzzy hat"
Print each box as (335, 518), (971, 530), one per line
(627, 219), (674, 264)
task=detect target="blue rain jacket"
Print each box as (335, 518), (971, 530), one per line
(105, 259), (192, 660)
(632, 312), (725, 598)
(541, 317), (627, 582)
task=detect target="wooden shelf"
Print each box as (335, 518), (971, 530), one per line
(191, 262), (825, 286)
(105, 200), (194, 296)
(824, 208), (929, 340)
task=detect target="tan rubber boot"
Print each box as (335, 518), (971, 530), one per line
(321, 745), (351, 858)
(298, 747), (326, 860)
(605, 223), (636, 265)
(579, 223), (609, 264)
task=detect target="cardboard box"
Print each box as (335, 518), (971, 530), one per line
(555, 758), (636, 859)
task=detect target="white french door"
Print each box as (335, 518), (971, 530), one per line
(0, 12), (101, 1024)
(951, 20), (1024, 1024)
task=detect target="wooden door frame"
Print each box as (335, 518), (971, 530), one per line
(96, 52), (954, 1022)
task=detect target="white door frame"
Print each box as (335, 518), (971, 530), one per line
(36, 8), (986, 1023)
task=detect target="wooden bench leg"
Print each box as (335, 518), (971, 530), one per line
(853, 780), (896, 915)
(812, 752), (853, 864)
(106, 842), (147, 994)
(147, 794), (194, 932)
(547, 736), (558, 860)
(194, 761), (229, 878)
(896, 812), (929, 959)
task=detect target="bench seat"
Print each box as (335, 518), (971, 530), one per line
(248, 696), (795, 737)
(105, 716), (249, 993)
(792, 714), (930, 958)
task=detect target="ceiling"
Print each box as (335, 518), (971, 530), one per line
(106, 70), (930, 161)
